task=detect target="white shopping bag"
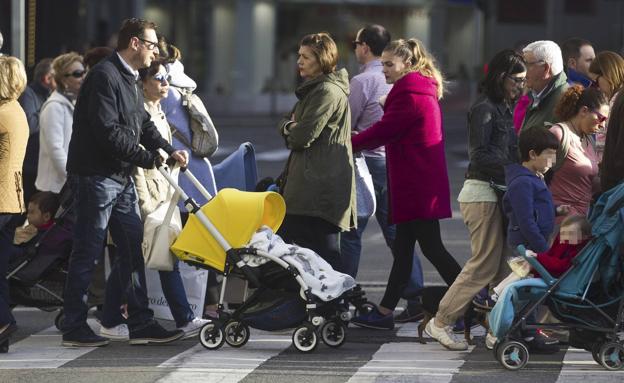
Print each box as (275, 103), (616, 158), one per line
(354, 156), (376, 218)
(145, 261), (208, 321)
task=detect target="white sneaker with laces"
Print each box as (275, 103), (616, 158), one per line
(178, 317), (212, 339)
(485, 331), (497, 350)
(425, 319), (468, 351)
(99, 323), (129, 341)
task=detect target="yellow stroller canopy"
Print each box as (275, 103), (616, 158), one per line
(171, 188), (285, 272)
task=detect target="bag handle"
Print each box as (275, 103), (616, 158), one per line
(162, 189), (181, 229)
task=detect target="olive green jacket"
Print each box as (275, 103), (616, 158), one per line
(521, 71), (569, 131)
(278, 69), (356, 231)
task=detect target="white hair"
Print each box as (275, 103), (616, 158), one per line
(523, 40), (564, 76)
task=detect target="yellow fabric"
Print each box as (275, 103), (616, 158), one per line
(171, 188), (285, 272)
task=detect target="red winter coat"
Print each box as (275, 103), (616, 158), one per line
(536, 234), (590, 277)
(351, 71), (452, 224)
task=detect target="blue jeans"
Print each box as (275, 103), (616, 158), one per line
(0, 214), (18, 328)
(158, 260), (194, 328)
(63, 175), (153, 333)
(340, 156), (424, 295)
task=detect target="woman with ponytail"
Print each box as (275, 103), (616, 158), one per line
(351, 38), (461, 331)
(549, 85), (608, 217)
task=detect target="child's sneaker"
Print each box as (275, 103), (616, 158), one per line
(351, 307), (394, 330)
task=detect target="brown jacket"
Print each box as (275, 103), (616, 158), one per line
(0, 100), (29, 213)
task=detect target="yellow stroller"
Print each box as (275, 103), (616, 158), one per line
(158, 164), (370, 353)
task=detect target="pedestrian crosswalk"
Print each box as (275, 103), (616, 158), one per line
(2, 311), (624, 383)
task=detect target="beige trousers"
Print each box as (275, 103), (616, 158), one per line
(436, 201), (510, 326)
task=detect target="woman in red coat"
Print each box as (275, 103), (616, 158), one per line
(351, 39), (461, 329)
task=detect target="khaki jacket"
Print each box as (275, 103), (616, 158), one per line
(279, 69), (356, 231)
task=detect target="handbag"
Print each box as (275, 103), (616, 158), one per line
(142, 190), (182, 271)
(354, 156), (376, 218)
(169, 88), (219, 158)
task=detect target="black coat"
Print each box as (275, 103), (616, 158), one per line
(67, 53), (174, 178)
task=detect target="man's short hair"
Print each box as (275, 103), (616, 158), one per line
(117, 18), (157, 50)
(523, 40), (564, 76)
(33, 58), (53, 83)
(518, 125), (560, 162)
(358, 24), (391, 57)
(29, 191), (60, 217)
(561, 37), (592, 67)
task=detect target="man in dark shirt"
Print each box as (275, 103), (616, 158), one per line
(62, 18), (189, 347)
(18, 58), (55, 203)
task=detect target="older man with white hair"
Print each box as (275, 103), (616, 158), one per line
(520, 40), (569, 131)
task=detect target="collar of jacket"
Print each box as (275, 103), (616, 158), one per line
(530, 71), (568, 109)
(494, 99), (513, 116)
(295, 68), (350, 99)
(110, 52), (140, 83)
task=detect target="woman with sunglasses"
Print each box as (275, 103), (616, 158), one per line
(36, 52), (85, 194)
(548, 85), (609, 218)
(110, 60), (211, 340)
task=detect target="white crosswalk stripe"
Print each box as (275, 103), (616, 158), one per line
(555, 347), (624, 383)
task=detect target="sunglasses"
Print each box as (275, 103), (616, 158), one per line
(153, 73), (171, 85)
(592, 109), (608, 123)
(352, 40), (364, 50)
(506, 75), (526, 85)
(64, 70), (86, 78)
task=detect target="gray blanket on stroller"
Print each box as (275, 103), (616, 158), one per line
(244, 226), (356, 301)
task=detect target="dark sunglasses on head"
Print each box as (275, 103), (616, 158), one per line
(153, 73), (171, 85)
(352, 40), (364, 50)
(64, 70), (86, 78)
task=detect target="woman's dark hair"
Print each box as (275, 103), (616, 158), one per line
(480, 49), (526, 103)
(554, 85), (608, 121)
(84, 47), (113, 69)
(518, 125), (560, 162)
(157, 35), (181, 64)
(601, 91), (624, 191)
(138, 59), (165, 81)
(358, 24), (391, 56)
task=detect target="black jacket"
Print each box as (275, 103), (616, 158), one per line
(18, 82), (51, 174)
(67, 53), (174, 177)
(464, 95), (518, 185)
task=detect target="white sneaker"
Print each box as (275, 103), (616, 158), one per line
(178, 317), (212, 339)
(99, 323), (129, 341)
(485, 331), (497, 350)
(425, 319), (468, 351)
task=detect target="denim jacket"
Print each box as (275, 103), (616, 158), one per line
(465, 95), (518, 185)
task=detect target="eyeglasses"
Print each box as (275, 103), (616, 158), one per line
(137, 37), (158, 51)
(64, 70), (86, 78)
(153, 73), (171, 85)
(506, 75), (526, 85)
(352, 40), (364, 50)
(592, 109), (608, 123)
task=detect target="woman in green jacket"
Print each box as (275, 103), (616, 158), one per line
(277, 32), (356, 271)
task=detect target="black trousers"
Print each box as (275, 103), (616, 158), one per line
(277, 214), (342, 272)
(380, 219), (461, 310)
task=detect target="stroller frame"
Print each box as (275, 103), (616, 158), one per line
(158, 164), (369, 352)
(493, 244), (624, 371)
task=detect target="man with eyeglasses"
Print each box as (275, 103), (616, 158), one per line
(342, 24), (426, 326)
(520, 40), (569, 132)
(63, 18), (189, 347)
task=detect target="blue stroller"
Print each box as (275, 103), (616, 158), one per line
(489, 182), (624, 370)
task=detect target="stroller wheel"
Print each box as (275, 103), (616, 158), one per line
(54, 310), (65, 331)
(497, 340), (529, 370)
(199, 323), (225, 350)
(224, 320), (250, 348)
(320, 320), (346, 348)
(292, 324), (318, 353)
(598, 342), (624, 370)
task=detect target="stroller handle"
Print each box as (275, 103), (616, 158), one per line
(516, 245), (556, 286)
(157, 164), (233, 253)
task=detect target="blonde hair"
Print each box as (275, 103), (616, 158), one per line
(52, 52), (84, 91)
(384, 38), (444, 99)
(0, 56), (27, 102)
(300, 32), (338, 74)
(560, 214), (592, 239)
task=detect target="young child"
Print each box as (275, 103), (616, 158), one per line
(477, 215), (592, 304)
(13, 192), (59, 245)
(496, 126), (566, 353)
